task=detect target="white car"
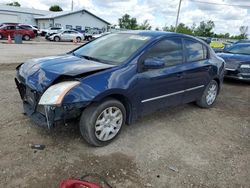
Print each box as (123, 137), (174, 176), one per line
(49, 30), (84, 42)
(92, 32), (111, 39)
(40, 27), (62, 36)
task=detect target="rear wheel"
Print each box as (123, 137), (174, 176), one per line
(76, 37), (81, 42)
(79, 98), (126, 146)
(196, 80), (219, 108)
(54, 36), (60, 42)
(23, 35), (30, 41)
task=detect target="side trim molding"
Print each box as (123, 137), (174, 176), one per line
(141, 85), (204, 103)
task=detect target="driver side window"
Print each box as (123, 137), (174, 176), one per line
(143, 38), (183, 67)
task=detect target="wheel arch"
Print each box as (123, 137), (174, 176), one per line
(96, 93), (133, 125)
(213, 77), (221, 93)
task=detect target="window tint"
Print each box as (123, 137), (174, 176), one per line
(143, 38), (183, 67)
(185, 39), (206, 62)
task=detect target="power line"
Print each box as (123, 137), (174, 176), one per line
(189, 0), (250, 8)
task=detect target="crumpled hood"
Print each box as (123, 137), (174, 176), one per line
(18, 54), (115, 92)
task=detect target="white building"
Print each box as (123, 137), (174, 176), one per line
(0, 5), (110, 31)
(0, 5), (49, 25)
(35, 10), (110, 32)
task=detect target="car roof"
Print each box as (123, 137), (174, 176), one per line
(117, 30), (206, 44)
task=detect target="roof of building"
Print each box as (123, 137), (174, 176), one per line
(0, 4), (50, 15)
(34, 9), (110, 25)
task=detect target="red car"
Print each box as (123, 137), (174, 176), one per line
(0, 24), (35, 41)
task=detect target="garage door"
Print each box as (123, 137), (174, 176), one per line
(0, 13), (18, 23)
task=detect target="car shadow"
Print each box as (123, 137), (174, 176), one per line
(223, 78), (250, 86)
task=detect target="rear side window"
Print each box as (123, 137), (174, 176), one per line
(185, 39), (207, 62)
(6, 26), (15, 30)
(143, 38), (183, 67)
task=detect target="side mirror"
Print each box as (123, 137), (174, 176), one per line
(143, 58), (165, 69)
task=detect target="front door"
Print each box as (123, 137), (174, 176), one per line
(137, 37), (187, 115)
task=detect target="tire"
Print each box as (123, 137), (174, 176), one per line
(196, 80), (219, 108)
(0, 34), (3, 40)
(79, 98), (126, 146)
(54, 36), (60, 42)
(76, 37), (81, 42)
(23, 35), (30, 41)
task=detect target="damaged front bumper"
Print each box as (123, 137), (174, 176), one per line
(15, 78), (86, 129)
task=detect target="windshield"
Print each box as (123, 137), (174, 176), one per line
(73, 33), (151, 64)
(227, 44), (250, 55)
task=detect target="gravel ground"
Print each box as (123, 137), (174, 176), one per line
(0, 41), (249, 188)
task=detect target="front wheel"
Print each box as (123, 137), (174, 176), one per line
(76, 37), (81, 42)
(79, 99), (126, 146)
(196, 80), (219, 108)
(54, 36), (60, 42)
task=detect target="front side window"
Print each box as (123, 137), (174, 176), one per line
(185, 39), (206, 62)
(6, 26), (15, 30)
(73, 33), (151, 65)
(227, 44), (250, 55)
(142, 38), (183, 67)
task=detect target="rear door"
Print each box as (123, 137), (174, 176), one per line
(68, 31), (78, 40)
(137, 37), (187, 115)
(182, 38), (211, 103)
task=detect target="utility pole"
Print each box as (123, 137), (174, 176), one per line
(71, 0), (74, 11)
(175, 0), (182, 32)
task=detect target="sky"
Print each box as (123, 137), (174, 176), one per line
(1, 0), (250, 35)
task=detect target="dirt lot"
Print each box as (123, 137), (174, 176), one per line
(0, 41), (249, 188)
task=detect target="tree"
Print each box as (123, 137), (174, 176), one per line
(163, 23), (194, 35)
(118, 14), (138, 30)
(49, 5), (63, 12)
(194, 20), (215, 37)
(138, 20), (152, 30)
(6, 1), (20, 7)
(239, 26), (248, 39)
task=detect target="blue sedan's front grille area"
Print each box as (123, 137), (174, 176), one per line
(240, 68), (250, 73)
(225, 60), (240, 70)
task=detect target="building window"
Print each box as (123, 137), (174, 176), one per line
(66, 25), (72, 29)
(75, 26), (82, 31)
(49, 23), (53, 27)
(55, 23), (61, 27)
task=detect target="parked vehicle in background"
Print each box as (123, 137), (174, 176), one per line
(217, 43), (250, 81)
(18, 24), (38, 36)
(0, 24), (35, 40)
(40, 27), (62, 36)
(234, 39), (250, 44)
(15, 31), (224, 146)
(48, 30), (84, 42)
(213, 42), (233, 53)
(92, 32), (111, 39)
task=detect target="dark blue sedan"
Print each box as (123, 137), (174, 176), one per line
(15, 31), (224, 146)
(217, 43), (250, 81)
